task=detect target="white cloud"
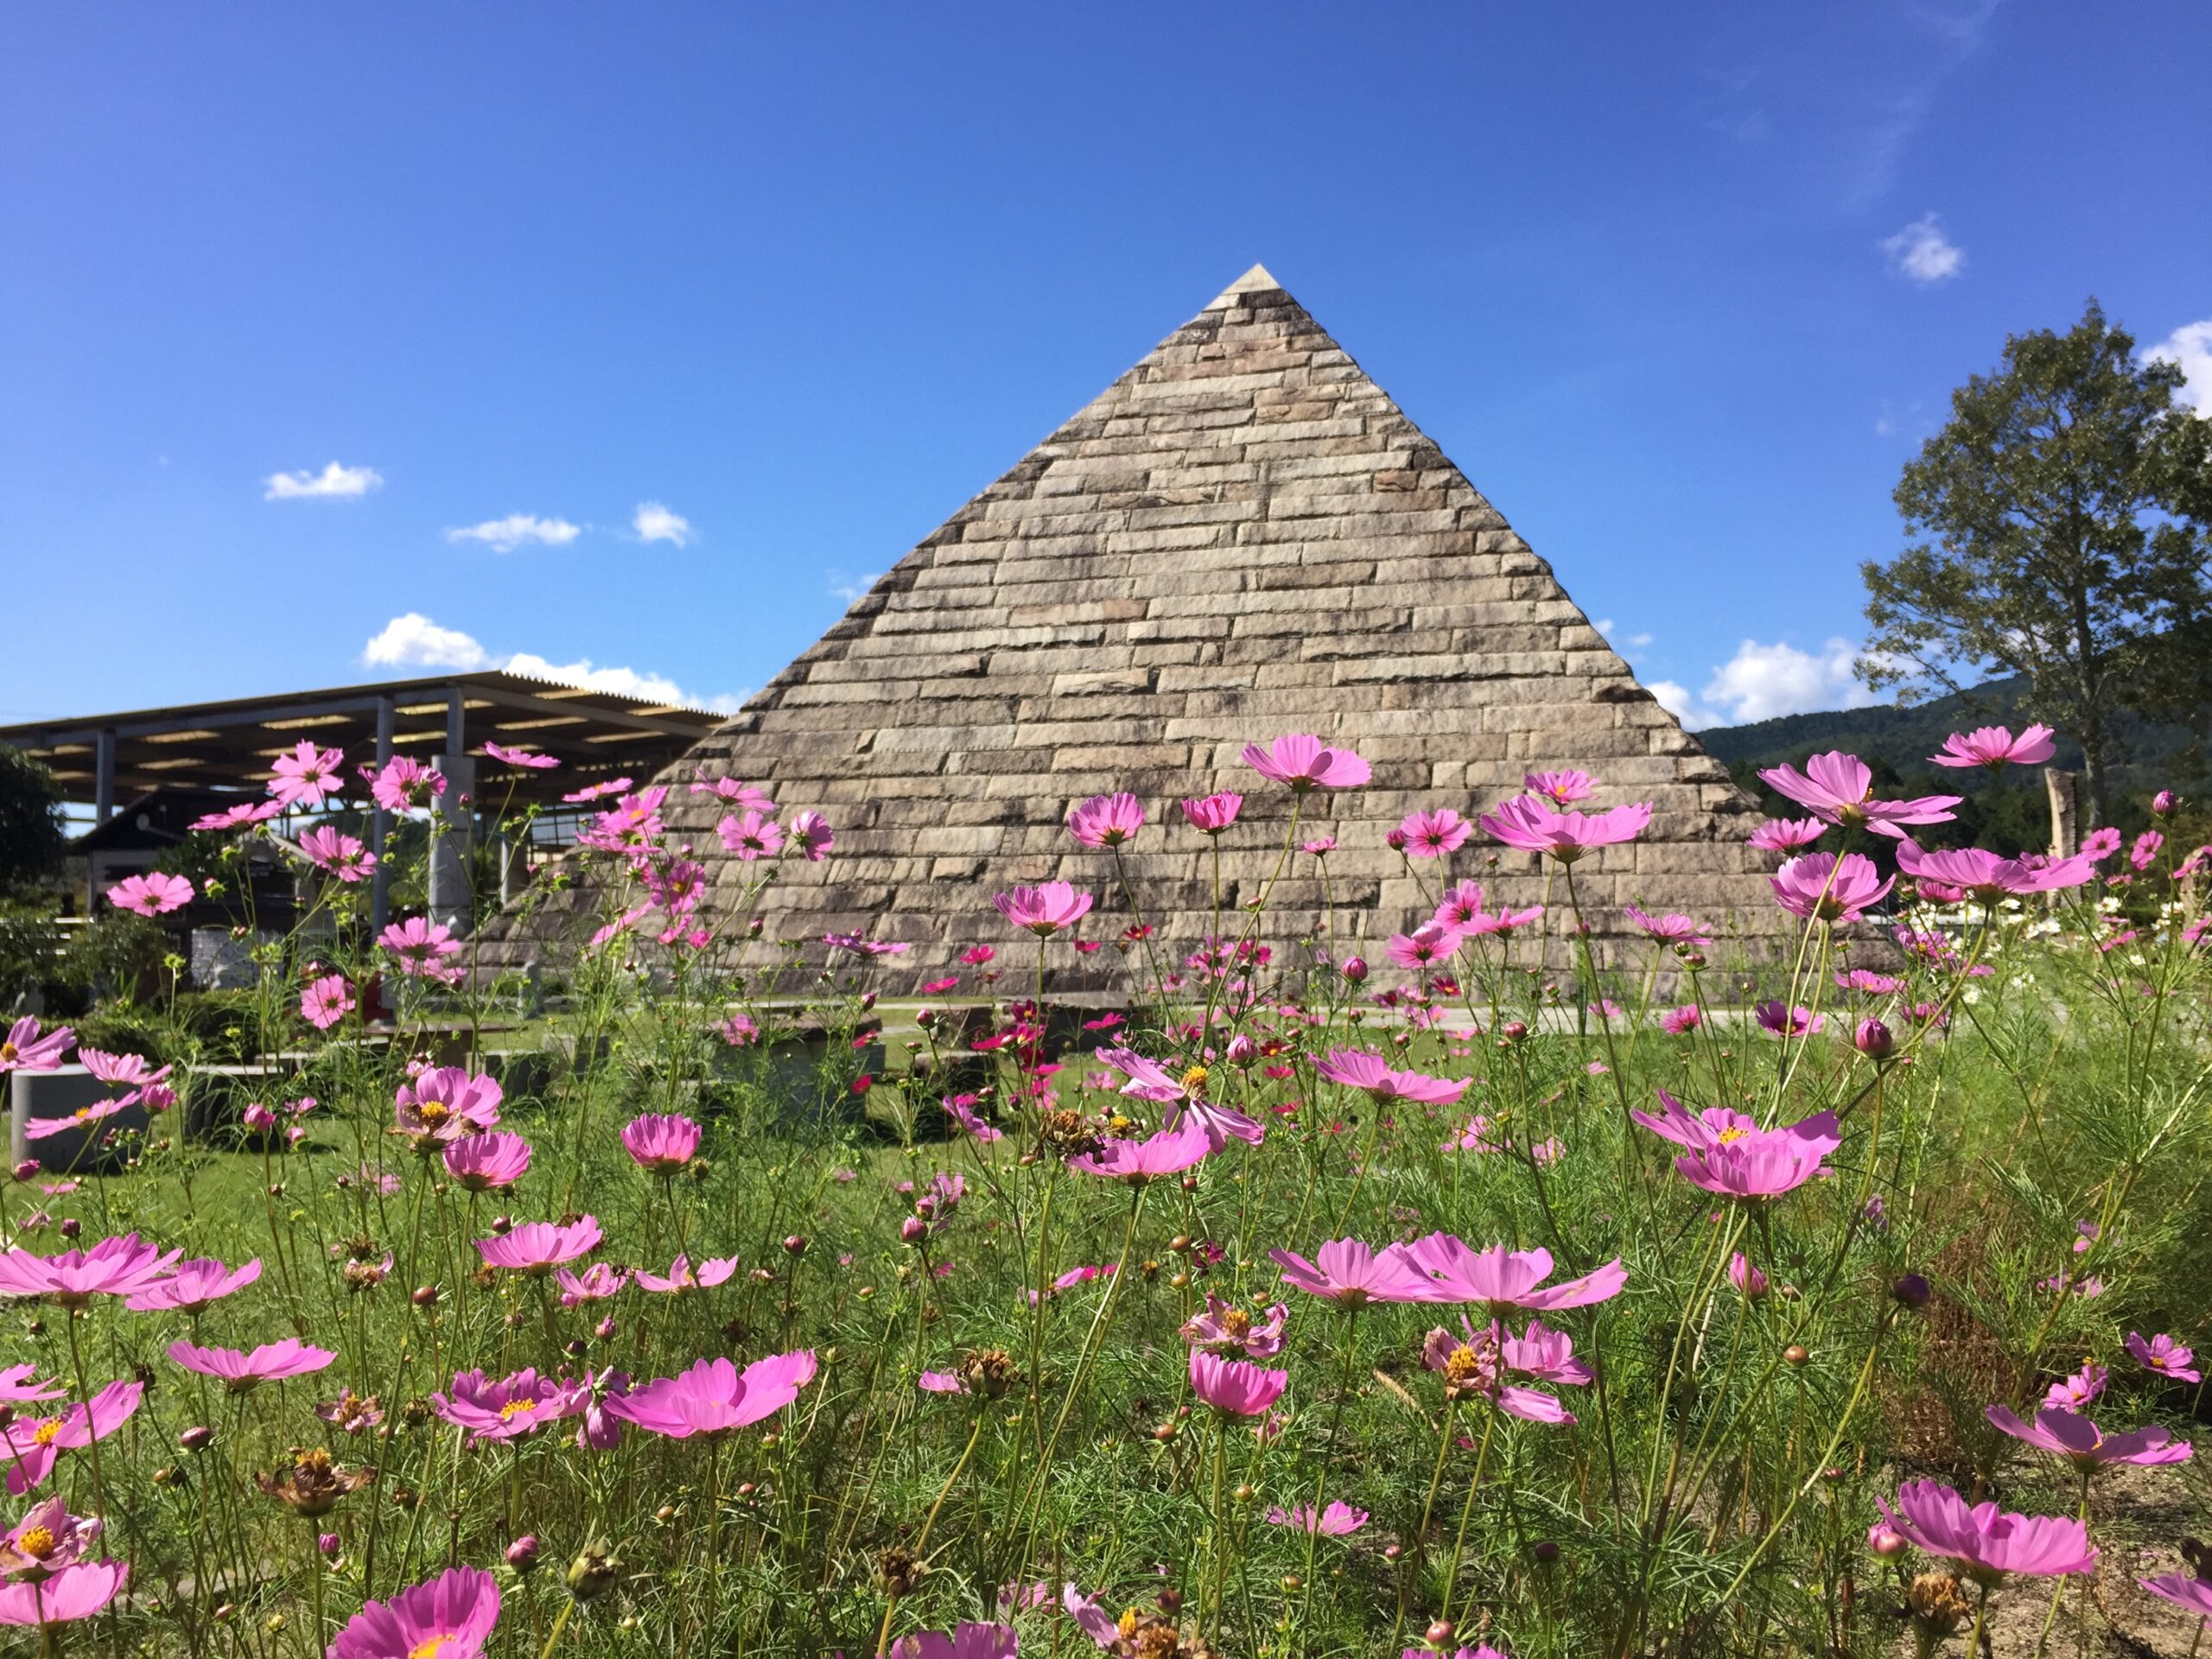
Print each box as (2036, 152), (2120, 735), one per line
(364, 613), (497, 671)
(1648, 679), (1722, 730)
(1699, 637), (1879, 726)
(632, 501), (694, 546)
(446, 514), (582, 553)
(1882, 214), (1964, 283)
(830, 569), (884, 605)
(360, 613), (735, 709)
(2145, 320), (2212, 413)
(264, 461), (383, 500)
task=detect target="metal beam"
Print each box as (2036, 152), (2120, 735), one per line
(467, 684), (710, 739)
(370, 696), (395, 936)
(93, 731), (115, 824)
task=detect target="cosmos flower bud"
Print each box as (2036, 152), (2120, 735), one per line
(10, 1160), (37, 1182)
(412, 1285), (440, 1306)
(1426, 1620), (1454, 1646)
(1854, 1017), (1895, 1059)
(507, 1535), (541, 1572)
(1868, 1524), (1907, 1559)
(783, 1234), (808, 1255)
(318, 1533), (340, 1557)
(1341, 956), (1368, 983)
(2153, 791), (2177, 817)
(1226, 1033), (1257, 1065)
(1502, 1020), (1529, 1042)
(861, 992), (877, 1011)
(1533, 1540), (1560, 1564)
(594, 1317), (617, 1340)
(181, 1426), (214, 1453)
(899, 1217), (927, 1245)
(57, 1217), (79, 1239)
(1892, 1273), (1931, 1309)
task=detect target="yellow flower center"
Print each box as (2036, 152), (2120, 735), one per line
(1716, 1127), (1748, 1145)
(416, 1103), (451, 1128)
(499, 1398), (538, 1421)
(31, 1421), (61, 1446)
(16, 1526), (55, 1558)
(1181, 1065), (1210, 1096)
(1445, 1345), (1483, 1385)
(1221, 1309), (1252, 1338)
(408, 1636), (454, 1659)
(0, 1044), (16, 1063)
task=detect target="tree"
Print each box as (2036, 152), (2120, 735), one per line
(1859, 301), (2212, 825)
(0, 745), (66, 896)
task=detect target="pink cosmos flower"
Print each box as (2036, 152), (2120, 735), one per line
(556, 1264), (626, 1306)
(191, 799), (283, 831)
(1895, 841), (2097, 901)
(1188, 1348), (1287, 1416)
(1433, 881), (1486, 931)
(564, 777), (634, 804)
(1, 1381), (143, 1496)
(0, 1496), (100, 1575)
(689, 771), (768, 807)
(1748, 817), (1827, 852)
(717, 810), (785, 860)
(366, 755), (446, 812)
(1396, 809), (1471, 857)
(918, 1370), (964, 1395)
(632, 1254), (740, 1294)
(168, 1338), (336, 1393)
(943, 1095), (1002, 1143)
(1312, 1048), (1468, 1106)
(1180, 792), (1243, 835)
(721, 1012), (761, 1047)
(1877, 1479), (2096, 1584)
(1385, 922), (1461, 970)
(1666, 1120), (1836, 1200)
(124, 1256), (261, 1313)
(1401, 1236), (1626, 1311)
(1660, 1005), (1703, 1035)
(2082, 825), (2123, 861)
(474, 1217), (602, 1274)
(1758, 752), (1960, 839)
(1986, 1403), (2190, 1469)
(1753, 1001), (1824, 1038)
(1239, 733), (1371, 792)
(1092, 1049), (1262, 1148)
(2140, 1572), (2212, 1623)
(297, 826), (376, 882)
(787, 810), (834, 861)
(77, 1049), (168, 1090)
(621, 1113), (702, 1173)
(300, 974), (354, 1031)
(1267, 1501), (1368, 1535)
(0, 1368), (63, 1405)
(1421, 1319), (1580, 1423)
(22, 1092), (137, 1144)
(0, 1560), (129, 1629)
(1929, 724), (2057, 772)
(1068, 792), (1145, 849)
(2126, 1332), (2200, 1384)
(1524, 769), (1596, 806)
(605, 1351), (817, 1439)
(379, 916), (464, 982)
(1769, 852), (1893, 924)
(888, 1624), (1019, 1659)
(394, 1068), (502, 1147)
(993, 881), (1094, 937)
(268, 740), (344, 808)
(1728, 1253), (1768, 1300)
(327, 1565), (499, 1659)
(442, 1132), (531, 1192)
(0, 1234), (181, 1306)
(105, 872), (194, 917)
(1065, 1120), (1211, 1182)
(483, 742), (558, 770)
(1400, 1649), (1507, 1659)
(2042, 1362), (2106, 1411)
(1504, 1318), (1595, 1383)
(1269, 1239), (1435, 1308)
(1623, 905), (1710, 946)
(1301, 836), (1337, 856)
(1179, 1293), (1287, 1359)
(433, 1369), (589, 1443)
(2130, 830), (2164, 871)
(1479, 796), (1652, 863)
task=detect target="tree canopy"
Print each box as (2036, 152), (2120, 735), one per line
(0, 744), (66, 896)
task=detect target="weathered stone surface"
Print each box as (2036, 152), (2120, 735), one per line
(484, 268), (1784, 981)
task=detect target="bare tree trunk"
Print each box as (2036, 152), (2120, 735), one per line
(2044, 768), (2079, 857)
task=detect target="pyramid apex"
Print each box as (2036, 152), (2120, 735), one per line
(1204, 263), (1286, 308)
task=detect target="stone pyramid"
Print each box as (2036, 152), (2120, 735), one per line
(547, 267), (1783, 981)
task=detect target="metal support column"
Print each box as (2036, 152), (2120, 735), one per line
(429, 687), (475, 937)
(93, 730), (116, 824)
(369, 696), (395, 936)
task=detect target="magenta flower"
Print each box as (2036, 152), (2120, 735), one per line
(1421, 1319), (1580, 1423)
(1623, 905), (1711, 946)
(1402, 1236), (1626, 1311)
(1748, 817), (1827, 851)
(167, 1338), (336, 1393)
(1269, 1239), (1435, 1308)
(1384, 923), (1461, 971)
(632, 1254), (740, 1294)
(1312, 1048), (1469, 1106)
(483, 741), (559, 770)
(1986, 1404), (2190, 1470)
(556, 1264), (626, 1307)
(1179, 1293), (1287, 1359)
(394, 1068), (503, 1147)
(22, 1093), (136, 1144)
(2140, 1572), (2212, 1622)
(2043, 1362), (2106, 1411)
(992, 881), (1094, 938)
(378, 916), (463, 982)
(1180, 792), (1243, 835)
(1503, 1318), (1594, 1383)
(1068, 792), (1146, 849)
(1728, 1253), (1768, 1300)
(1396, 809), (1471, 857)
(1065, 1120), (1211, 1183)
(1660, 1005), (1703, 1035)
(605, 1350), (817, 1439)
(442, 1132), (531, 1192)
(1896, 841), (2098, 901)
(944, 1095), (1002, 1143)
(1644, 1101), (1838, 1202)
(787, 810), (835, 861)
(1524, 769), (1596, 806)
(327, 1565), (499, 1659)
(0, 1368), (63, 1405)
(1876, 1478), (2097, 1584)
(1, 1381), (143, 1496)
(1769, 852), (1893, 925)
(716, 810), (785, 860)
(190, 799), (283, 830)
(299, 974), (354, 1031)
(474, 1217), (602, 1274)
(0, 1234), (181, 1307)
(1188, 1348), (1287, 1416)
(2082, 825), (2122, 861)
(918, 1370), (964, 1395)
(366, 755), (446, 812)
(888, 1623), (1020, 1659)
(2126, 1332), (2200, 1384)
(1758, 752), (1960, 839)
(0, 1496), (101, 1575)
(620, 1113), (702, 1173)
(267, 740), (345, 809)
(1929, 723), (2056, 772)
(1240, 733), (1371, 791)
(1266, 1501), (1368, 1535)
(1753, 1001), (1824, 1039)
(0, 1560), (129, 1628)
(1432, 881), (1487, 930)
(78, 1049), (168, 1090)
(433, 1369), (589, 1443)
(297, 826), (377, 882)
(105, 872), (194, 916)
(1478, 795), (1651, 863)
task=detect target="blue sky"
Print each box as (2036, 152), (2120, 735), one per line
(3, 3), (2206, 730)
